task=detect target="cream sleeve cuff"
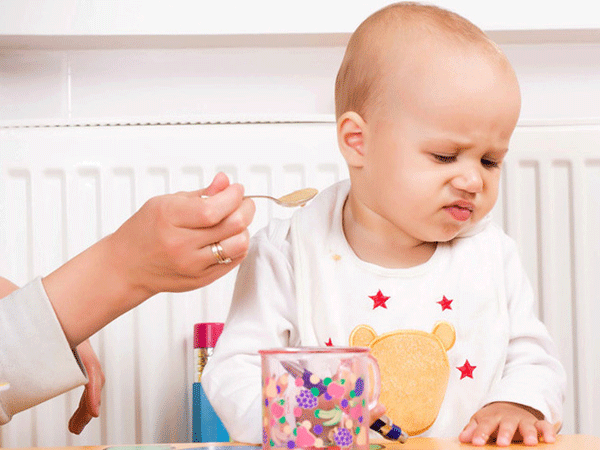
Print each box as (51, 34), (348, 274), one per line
(0, 277), (88, 424)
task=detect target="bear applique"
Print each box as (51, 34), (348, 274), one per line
(349, 321), (455, 436)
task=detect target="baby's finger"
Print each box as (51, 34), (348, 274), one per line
(495, 419), (519, 447)
(536, 420), (557, 444)
(468, 420), (497, 447)
(518, 421), (540, 446)
(370, 403), (386, 421)
(458, 418), (478, 443)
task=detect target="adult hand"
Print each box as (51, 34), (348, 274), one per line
(68, 340), (105, 434)
(109, 171), (255, 297)
(44, 172), (256, 347)
(459, 401), (556, 446)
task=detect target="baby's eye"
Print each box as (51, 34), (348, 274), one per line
(481, 158), (499, 168)
(433, 154), (457, 163)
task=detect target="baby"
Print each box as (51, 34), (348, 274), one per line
(203, 2), (566, 447)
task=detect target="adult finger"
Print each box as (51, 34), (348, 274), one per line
(200, 230), (251, 269)
(85, 357), (104, 417)
(200, 172), (231, 198)
(151, 231), (249, 293)
(167, 198), (253, 258)
(193, 198), (255, 249)
(175, 183), (246, 229)
(186, 252), (246, 290)
(68, 388), (95, 434)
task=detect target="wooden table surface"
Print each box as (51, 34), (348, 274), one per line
(4, 435), (599, 450)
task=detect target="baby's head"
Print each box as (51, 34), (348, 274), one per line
(335, 2), (510, 120)
(335, 2), (521, 247)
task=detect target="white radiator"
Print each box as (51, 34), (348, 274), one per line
(0, 120), (598, 446)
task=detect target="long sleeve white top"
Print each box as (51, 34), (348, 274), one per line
(0, 277), (87, 425)
(203, 180), (566, 443)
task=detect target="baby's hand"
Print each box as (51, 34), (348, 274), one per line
(459, 401), (556, 447)
(371, 402), (386, 422)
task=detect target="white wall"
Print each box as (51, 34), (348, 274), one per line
(1, 0), (600, 36)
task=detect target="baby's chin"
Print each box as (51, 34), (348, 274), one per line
(443, 215), (491, 241)
(435, 234), (460, 243)
(433, 221), (477, 242)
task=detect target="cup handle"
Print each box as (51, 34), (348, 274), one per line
(366, 354), (381, 410)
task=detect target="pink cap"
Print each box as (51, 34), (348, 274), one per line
(194, 322), (224, 348)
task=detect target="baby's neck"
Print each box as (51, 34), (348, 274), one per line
(342, 196), (437, 269)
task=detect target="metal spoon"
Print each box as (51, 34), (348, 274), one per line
(245, 187), (318, 207)
(201, 187), (318, 207)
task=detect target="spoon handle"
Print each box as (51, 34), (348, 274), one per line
(244, 195), (277, 200)
(201, 194), (275, 201)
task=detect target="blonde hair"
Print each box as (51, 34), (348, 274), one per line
(334, 2), (504, 119)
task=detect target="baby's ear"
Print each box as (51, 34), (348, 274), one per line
(337, 111), (367, 168)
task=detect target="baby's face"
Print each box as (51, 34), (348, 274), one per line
(358, 44), (521, 244)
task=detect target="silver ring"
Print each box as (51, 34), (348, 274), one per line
(211, 242), (232, 265)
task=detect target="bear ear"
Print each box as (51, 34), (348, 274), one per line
(432, 321), (456, 351)
(349, 324), (377, 347)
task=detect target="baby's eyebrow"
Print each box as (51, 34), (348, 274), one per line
(423, 137), (510, 155)
(489, 147), (509, 156)
(425, 137), (473, 149)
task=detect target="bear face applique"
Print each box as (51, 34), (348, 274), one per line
(349, 321), (455, 436)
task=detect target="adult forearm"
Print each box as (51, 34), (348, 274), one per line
(42, 234), (144, 348)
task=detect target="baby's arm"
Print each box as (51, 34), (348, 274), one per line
(0, 276), (18, 298)
(461, 236), (566, 446)
(459, 402), (556, 446)
(202, 225), (297, 443)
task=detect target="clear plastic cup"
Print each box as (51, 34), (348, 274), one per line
(260, 347), (380, 450)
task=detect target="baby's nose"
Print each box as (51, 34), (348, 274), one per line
(452, 166), (483, 193)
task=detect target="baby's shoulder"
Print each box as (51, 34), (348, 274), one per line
(452, 220), (516, 257)
(251, 217), (294, 255)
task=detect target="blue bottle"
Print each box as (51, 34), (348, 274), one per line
(193, 322), (229, 442)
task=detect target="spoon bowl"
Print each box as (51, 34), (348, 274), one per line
(246, 187), (318, 207)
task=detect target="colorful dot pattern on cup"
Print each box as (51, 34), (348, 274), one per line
(263, 368), (369, 450)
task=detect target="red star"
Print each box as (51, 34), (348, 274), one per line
(369, 290), (390, 309)
(437, 295), (453, 311)
(325, 338), (334, 346)
(457, 360), (476, 379)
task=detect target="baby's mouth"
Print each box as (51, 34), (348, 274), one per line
(444, 202), (473, 222)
